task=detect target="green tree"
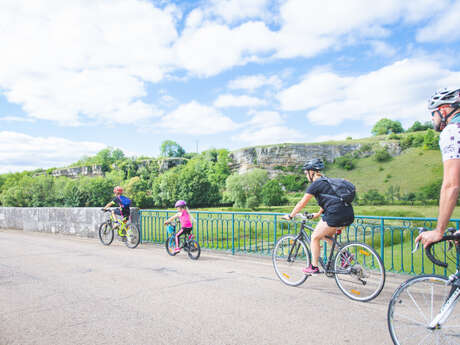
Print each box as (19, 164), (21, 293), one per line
(371, 118), (404, 136)
(160, 140), (186, 158)
(224, 169), (268, 209)
(362, 189), (385, 205)
(262, 180), (286, 207)
(407, 121), (433, 132)
(423, 129), (440, 150)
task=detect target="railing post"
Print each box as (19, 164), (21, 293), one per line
(232, 213), (235, 255)
(139, 209), (143, 244)
(196, 212), (200, 243)
(274, 215), (277, 254)
(380, 218), (385, 267)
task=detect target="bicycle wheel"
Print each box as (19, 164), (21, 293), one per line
(187, 240), (201, 260)
(334, 242), (385, 302)
(272, 234), (311, 287)
(388, 275), (460, 345)
(98, 222), (114, 246)
(125, 223), (140, 249)
(165, 235), (178, 256)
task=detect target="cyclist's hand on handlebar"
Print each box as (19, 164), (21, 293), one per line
(281, 214), (292, 221)
(164, 221), (169, 226)
(415, 229), (444, 249)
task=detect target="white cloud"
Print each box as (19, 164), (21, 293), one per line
(232, 110), (303, 145)
(207, 0), (269, 23)
(0, 131), (107, 173)
(159, 101), (239, 135)
(214, 94), (267, 108)
(278, 58), (460, 126)
(0, 0), (176, 126)
(417, 0), (460, 42)
(369, 41), (397, 57)
(1, 116), (35, 123)
(228, 74), (282, 92)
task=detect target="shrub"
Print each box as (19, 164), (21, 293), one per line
(335, 155), (356, 170)
(373, 147), (392, 162)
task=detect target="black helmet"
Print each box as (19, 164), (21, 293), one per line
(303, 158), (324, 171)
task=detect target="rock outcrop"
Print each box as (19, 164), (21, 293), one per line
(229, 141), (401, 176)
(51, 165), (104, 178)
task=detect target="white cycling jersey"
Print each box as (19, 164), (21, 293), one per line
(439, 122), (460, 161)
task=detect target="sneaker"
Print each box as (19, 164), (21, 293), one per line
(302, 265), (320, 275)
(340, 251), (354, 269)
(174, 247), (181, 253)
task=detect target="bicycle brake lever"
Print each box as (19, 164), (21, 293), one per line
(412, 241), (420, 254)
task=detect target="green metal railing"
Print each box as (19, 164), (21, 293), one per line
(139, 210), (460, 276)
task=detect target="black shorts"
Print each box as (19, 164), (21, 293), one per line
(323, 204), (354, 227)
(178, 227), (193, 236)
(114, 208), (130, 219)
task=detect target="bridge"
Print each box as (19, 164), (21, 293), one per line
(0, 229), (403, 345)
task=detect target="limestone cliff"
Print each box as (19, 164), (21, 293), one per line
(229, 141), (401, 176)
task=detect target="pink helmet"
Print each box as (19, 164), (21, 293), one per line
(113, 186), (123, 194)
(175, 200), (186, 207)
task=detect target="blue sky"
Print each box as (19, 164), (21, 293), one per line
(1, 0), (460, 173)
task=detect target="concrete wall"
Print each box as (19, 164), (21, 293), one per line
(0, 207), (139, 238)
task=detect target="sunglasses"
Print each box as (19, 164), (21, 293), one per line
(431, 105), (451, 117)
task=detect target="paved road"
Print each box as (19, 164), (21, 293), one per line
(0, 229), (406, 345)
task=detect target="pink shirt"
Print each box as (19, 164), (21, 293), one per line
(179, 209), (192, 228)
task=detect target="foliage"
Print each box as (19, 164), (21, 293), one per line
(160, 140), (186, 158)
(407, 121), (433, 132)
(275, 174), (305, 192)
(371, 118), (404, 136)
(224, 169), (268, 209)
(335, 154), (356, 170)
(362, 189), (386, 205)
(261, 180), (286, 207)
(423, 129), (440, 150)
(373, 147), (392, 162)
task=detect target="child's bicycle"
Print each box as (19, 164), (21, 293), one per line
(165, 223), (201, 260)
(272, 212), (385, 302)
(99, 209), (140, 249)
(387, 228), (460, 345)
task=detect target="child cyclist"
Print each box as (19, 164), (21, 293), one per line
(164, 200), (193, 253)
(102, 186), (131, 240)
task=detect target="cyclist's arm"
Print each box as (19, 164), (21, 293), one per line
(312, 208), (323, 219)
(103, 201), (115, 210)
(282, 193), (314, 220)
(164, 212), (180, 225)
(416, 158), (460, 247)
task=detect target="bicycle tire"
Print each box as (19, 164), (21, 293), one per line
(187, 240), (201, 260)
(334, 242), (385, 302)
(272, 234), (311, 287)
(165, 235), (178, 256)
(125, 223), (140, 249)
(98, 222), (114, 246)
(388, 275), (460, 345)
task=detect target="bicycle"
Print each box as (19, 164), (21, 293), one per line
(387, 228), (460, 345)
(165, 223), (201, 260)
(272, 213), (386, 302)
(98, 209), (140, 249)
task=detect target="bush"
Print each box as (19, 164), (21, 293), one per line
(275, 174), (305, 192)
(373, 147), (392, 162)
(335, 155), (356, 170)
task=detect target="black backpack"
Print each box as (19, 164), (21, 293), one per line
(321, 177), (356, 205)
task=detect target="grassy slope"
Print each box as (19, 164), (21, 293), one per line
(325, 147), (443, 195)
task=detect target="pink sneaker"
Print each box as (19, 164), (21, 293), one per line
(302, 265), (320, 275)
(174, 248), (181, 253)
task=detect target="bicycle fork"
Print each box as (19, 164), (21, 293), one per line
(428, 285), (460, 329)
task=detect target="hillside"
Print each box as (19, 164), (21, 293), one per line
(326, 147), (442, 195)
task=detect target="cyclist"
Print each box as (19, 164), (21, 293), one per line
(282, 158), (355, 274)
(102, 186), (131, 241)
(416, 88), (460, 248)
(164, 200), (193, 253)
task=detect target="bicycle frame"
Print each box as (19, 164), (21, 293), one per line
(289, 221), (343, 275)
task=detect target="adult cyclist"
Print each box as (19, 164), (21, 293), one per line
(416, 88), (460, 248)
(282, 158), (355, 274)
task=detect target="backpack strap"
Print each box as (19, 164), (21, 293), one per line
(319, 177), (350, 206)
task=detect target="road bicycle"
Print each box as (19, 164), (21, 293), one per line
(272, 213), (385, 302)
(387, 228), (460, 345)
(165, 223), (201, 260)
(98, 209), (140, 249)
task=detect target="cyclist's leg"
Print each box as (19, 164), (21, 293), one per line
(175, 228), (184, 250)
(310, 219), (337, 267)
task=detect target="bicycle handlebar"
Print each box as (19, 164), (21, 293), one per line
(425, 234), (460, 268)
(292, 213), (314, 220)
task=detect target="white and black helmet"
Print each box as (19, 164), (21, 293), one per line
(428, 88), (460, 110)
